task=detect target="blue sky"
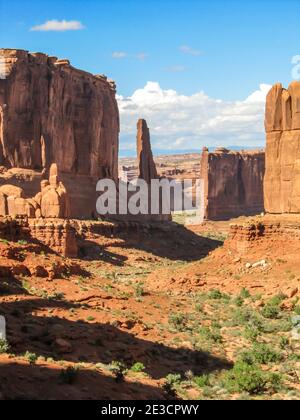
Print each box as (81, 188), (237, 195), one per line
(1, 0), (300, 155)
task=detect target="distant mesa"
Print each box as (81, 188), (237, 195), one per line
(200, 147), (265, 220)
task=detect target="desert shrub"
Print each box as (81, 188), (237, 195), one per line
(168, 313), (189, 331)
(0, 339), (10, 354)
(240, 288), (251, 299)
(239, 343), (282, 365)
(59, 366), (79, 384)
(243, 326), (260, 342)
(24, 351), (38, 364)
(222, 362), (267, 394)
(208, 289), (229, 300)
(130, 362), (145, 373)
(195, 303), (203, 312)
(279, 336), (289, 349)
(233, 308), (263, 329)
(163, 373), (182, 395)
(261, 295), (286, 320)
(268, 294), (287, 306)
(261, 304), (280, 319)
(294, 306), (300, 315)
(134, 282), (145, 297)
(233, 296), (244, 307)
(108, 361), (127, 381)
(193, 374), (210, 388)
(198, 326), (222, 343)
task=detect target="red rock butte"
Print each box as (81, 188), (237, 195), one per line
(264, 81), (300, 213)
(0, 49), (119, 219)
(200, 147), (265, 220)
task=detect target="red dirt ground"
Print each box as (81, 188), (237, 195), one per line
(0, 216), (299, 400)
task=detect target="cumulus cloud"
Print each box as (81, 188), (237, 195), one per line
(117, 82), (272, 153)
(179, 45), (203, 56)
(112, 51), (128, 59)
(30, 19), (85, 32)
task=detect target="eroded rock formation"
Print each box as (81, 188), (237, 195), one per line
(200, 147), (265, 220)
(0, 49), (119, 218)
(264, 81), (300, 213)
(137, 119), (158, 183)
(0, 164), (70, 218)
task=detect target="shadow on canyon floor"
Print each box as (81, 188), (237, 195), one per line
(0, 362), (168, 400)
(0, 276), (232, 386)
(79, 222), (224, 265)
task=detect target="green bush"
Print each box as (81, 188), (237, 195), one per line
(294, 306), (300, 315)
(261, 304), (280, 319)
(108, 361), (127, 381)
(240, 288), (251, 299)
(243, 326), (260, 342)
(163, 373), (182, 395)
(168, 313), (188, 331)
(24, 351), (38, 364)
(279, 336), (289, 349)
(198, 326), (223, 343)
(240, 343), (282, 365)
(233, 296), (244, 307)
(0, 339), (10, 354)
(222, 362), (267, 394)
(208, 289), (229, 300)
(193, 374), (210, 388)
(130, 362), (146, 373)
(134, 282), (145, 297)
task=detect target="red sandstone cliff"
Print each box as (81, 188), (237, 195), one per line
(136, 119), (158, 183)
(264, 81), (300, 213)
(200, 147), (265, 220)
(0, 49), (120, 218)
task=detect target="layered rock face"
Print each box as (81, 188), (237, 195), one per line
(137, 119), (158, 183)
(264, 81), (300, 213)
(0, 49), (119, 218)
(0, 163), (70, 218)
(200, 147), (265, 220)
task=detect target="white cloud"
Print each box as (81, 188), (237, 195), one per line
(30, 19), (85, 32)
(112, 51), (128, 59)
(179, 45), (203, 56)
(117, 82), (272, 153)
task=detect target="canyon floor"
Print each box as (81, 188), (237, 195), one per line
(0, 215), (300, 400)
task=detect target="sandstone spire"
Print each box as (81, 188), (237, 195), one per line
(136, 119), (158, 183)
